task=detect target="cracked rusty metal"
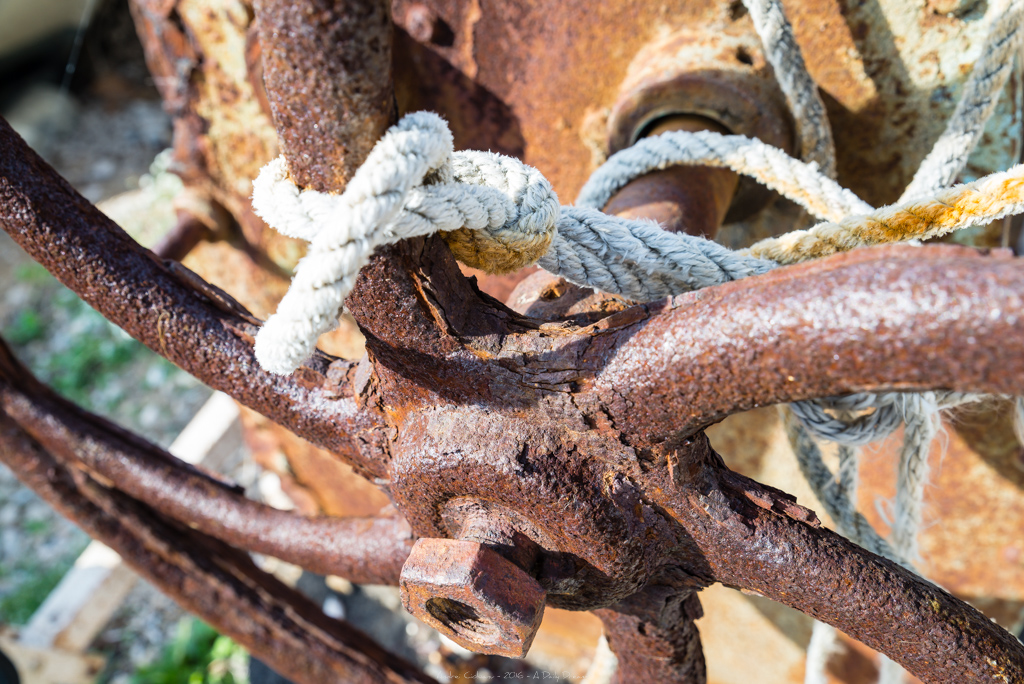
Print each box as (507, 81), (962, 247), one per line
(586, 244), (1024, 446)
(3, 0), (1024, 681)
(594, 586), (707, 683)
(254, 0), (395, 192)
(6, 107), (1024, 676)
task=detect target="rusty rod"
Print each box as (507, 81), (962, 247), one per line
(594, 587), (707, 684)
(602, 115), (739, 239)
(253, 0), (516, 400)
(0, 414), (435, 684)
(0, 337), (411, 585)
(587, 244), (1024, 445)
(255, 0), (395, 192)
(638, 436), (1024, 683)
(0, 117), (389, 480)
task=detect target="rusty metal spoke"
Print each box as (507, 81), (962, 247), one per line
(0, 336), (411, 585)
(0, 411), (435, 684)
(0, 117), (388, 479)
(255, 0), (395, 193)
(594, 586), (707, 683)
(588, 244), (1024, 445)
(637, 435), (1024, 683)
(254, 0), (530, 399)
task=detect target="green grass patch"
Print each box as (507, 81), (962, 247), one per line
(0, 561), (73, 624)
(131, 618), (249, 684)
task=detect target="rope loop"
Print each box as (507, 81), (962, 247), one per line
(250, 111), (561, 374)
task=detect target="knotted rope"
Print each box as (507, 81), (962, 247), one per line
(252, 116), (1024, 375)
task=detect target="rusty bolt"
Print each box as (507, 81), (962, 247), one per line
(607, 27), (794, 222)
(399, 538), (546, 658)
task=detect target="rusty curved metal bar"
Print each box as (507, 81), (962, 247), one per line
(0, 414), (435, 684)
(0, 118), (389, 480)
(636, 435), (1024, 684)
(594, 586), (706, 683)
(587, 244), (1024, 445)
(0, 338), (411, 586)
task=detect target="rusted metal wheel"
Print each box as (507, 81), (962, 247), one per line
(1, 1), (1024, 683)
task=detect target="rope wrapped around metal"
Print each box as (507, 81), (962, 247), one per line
(250, 113), (1024, 376)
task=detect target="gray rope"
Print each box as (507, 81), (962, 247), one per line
(900, 0), (1024, 202)
(541, 208), (775, 301)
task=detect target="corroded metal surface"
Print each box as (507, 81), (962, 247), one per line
(0, 414), (435, 684)
(784, 0), (1023, 208)
(860, 405), (1024, 603)
(595, 587), (707, 683)
(603, 116), (739, 238)
(705, 404), (1024, 684)
(129, 0), (295, 261)
(0, 118), (388, 481)
(640, 434), (1024, 684)
(255, 0), (395, 192)
(588, 245), (1024, 445)
(4, 0), (1024, 681)
(0, 338), (412, 586)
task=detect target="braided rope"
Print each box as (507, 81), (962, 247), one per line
(900, 0), (1024, 202)
(251, 111), (559, 374)
(576, 131), (868, 220)
(740, 0), (837, 178)
(885, 13), (1024, 677)
(783, 408), (905, 566)
(243, 4), (1024, 681)
(744, 163), (1024, 264)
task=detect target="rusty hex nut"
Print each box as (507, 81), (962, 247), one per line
(399, 538), (546, 658)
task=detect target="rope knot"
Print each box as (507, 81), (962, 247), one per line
(442, 150), (559, 273)
(250, 111), (559, 374)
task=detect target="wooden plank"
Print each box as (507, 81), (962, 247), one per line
(0, 636), (103, 684)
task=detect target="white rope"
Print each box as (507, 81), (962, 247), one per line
(252, 111), (1024, 374)
(740, 0), (837, 178)
(576, 131), (868, 220)
(743, 163), (1024, 264)
(747, 13), (1022, 683)
(240, 3), (1024, 680)
(251, 112), (561, 374)
(252, 117), (784, 374)
(888, 11), (1024, 677)
(789, 395), (903, 447)
(804, 621), (840, 684)
(889, 393), (941, 566)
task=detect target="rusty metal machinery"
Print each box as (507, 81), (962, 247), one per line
(2, 1), (1024, 683)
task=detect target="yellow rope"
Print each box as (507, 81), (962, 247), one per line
(743, 164), (1024, 264)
